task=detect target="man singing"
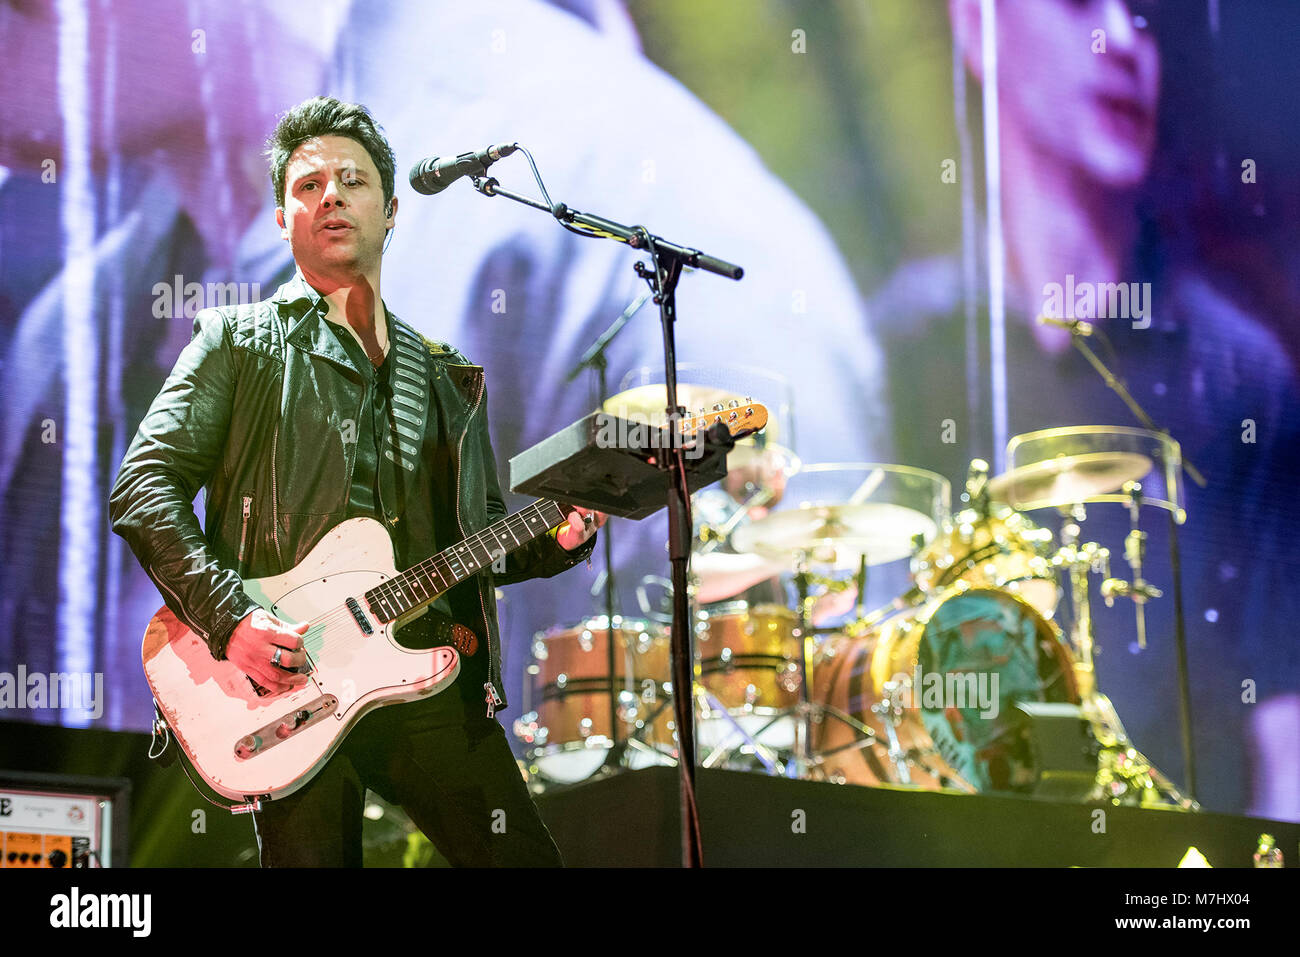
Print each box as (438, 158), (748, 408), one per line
(109, 96), (605, 866)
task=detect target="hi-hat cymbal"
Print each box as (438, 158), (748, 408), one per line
(732, 502), (939, 569)
(988, 451), (1153, 510)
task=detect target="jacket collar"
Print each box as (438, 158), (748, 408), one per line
(272, 270), (390, 375)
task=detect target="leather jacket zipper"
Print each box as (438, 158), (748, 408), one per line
(237, 495), (253, 570)
(270, 421), (284, 569)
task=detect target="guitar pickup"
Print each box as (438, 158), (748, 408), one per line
(346, 596), (374, 635)
(233, 694), (338, 760)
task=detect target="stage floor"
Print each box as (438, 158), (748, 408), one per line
(2, 721), (1295, 867)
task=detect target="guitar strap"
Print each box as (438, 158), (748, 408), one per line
(377, 322), (431, 520)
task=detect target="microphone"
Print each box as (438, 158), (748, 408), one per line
(1037, 314), (1094, 336)
(408, 143), (519, 195)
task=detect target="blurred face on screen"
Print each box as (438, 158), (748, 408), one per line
(956, 0), (1161, 188)
(277, 135), (395, 282)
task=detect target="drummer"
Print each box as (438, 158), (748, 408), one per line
(691, 446), (857, 624)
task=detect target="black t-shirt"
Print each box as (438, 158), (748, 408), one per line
(328, 323), (459, 644)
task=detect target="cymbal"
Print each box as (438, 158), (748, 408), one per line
(732, 502), (939, 569)
(988, 451), (1153, 510)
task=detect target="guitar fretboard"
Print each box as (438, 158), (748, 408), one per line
(363, 499), (569, 623)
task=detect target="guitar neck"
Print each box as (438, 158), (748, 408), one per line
(363, 499), (569, 624)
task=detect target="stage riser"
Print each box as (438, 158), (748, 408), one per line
(537, 767), (1300, 868)
(4, 724), (1295, 867)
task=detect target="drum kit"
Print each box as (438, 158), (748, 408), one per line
(513, 382), (1197, 809)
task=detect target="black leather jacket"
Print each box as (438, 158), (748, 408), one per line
(109, 273), (594, 714)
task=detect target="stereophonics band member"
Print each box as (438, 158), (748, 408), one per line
(110, 96), (606, 867)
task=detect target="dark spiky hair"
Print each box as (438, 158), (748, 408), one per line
(266, 96), (396, 210)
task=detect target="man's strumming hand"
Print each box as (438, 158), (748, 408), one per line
(226, 608), (312, 694)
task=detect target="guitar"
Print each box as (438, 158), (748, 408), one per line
(143, 402), (767, 804)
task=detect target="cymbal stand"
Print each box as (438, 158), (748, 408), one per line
(1054, 508), (1197, 809)
(1053, 507), (1110, 702)
(1099, 482), (1162, 650)
(780, 558), (811, 778)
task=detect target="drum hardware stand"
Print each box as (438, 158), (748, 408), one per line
(619, 690), (680, 768)
(1053, 509), (1197, 810)
(873, 679), (914, 785)
(1052, 509), (1111, 705)
(1099, 482), (1162, 650)
(862, 677), (979, 792)
(1055, 317), (1203, 799)
(694, 687), (787, 774)
(789, 557), (855, 778)
(966, 458), (993, 517)
(803, 702), (889, 783)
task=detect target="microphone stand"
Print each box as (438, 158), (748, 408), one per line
(1060, 324), (1204, 801)
(471, 172), (743, 867)
(565, 292), (653, 766)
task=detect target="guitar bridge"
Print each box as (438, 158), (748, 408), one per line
(233, 694), (338, 760)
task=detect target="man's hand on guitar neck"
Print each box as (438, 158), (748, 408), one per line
(227, 609), (312, 694)
(556, 506), (607, 552)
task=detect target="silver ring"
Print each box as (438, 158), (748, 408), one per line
(583, 513), (594, 528)
(271, 647), (284, 668)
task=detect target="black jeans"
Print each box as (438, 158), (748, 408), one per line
(251, 674), (563, 867)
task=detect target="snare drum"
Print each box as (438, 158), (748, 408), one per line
(520, 617), (675, 784)
(814, 585), (1078, 792)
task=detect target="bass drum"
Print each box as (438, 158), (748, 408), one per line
(813, 585), (1078, 792)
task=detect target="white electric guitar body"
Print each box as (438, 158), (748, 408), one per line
(144, 516), (465, 804)
(143, 403), (768, 804)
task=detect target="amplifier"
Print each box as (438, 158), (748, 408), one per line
(0, 772), (130, 868)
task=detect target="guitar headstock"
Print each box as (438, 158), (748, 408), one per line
(677, 398), (769, 440)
